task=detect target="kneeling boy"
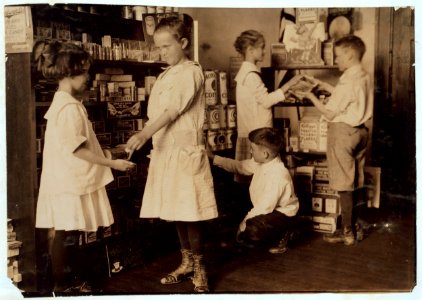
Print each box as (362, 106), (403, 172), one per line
(208, 127), (299, 254)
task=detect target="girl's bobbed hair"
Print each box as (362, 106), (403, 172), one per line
(234, 30), (265, 56)
(32, 40), (92, 80)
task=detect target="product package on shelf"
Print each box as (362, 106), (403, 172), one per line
(274, 118), (291, 152)
(107, 102), (141, 118)
(279, 22), (325, 67)
(299, 115), (327, 152)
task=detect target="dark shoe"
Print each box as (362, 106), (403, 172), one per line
(323, 228), (355, 246)
(268, 232), (290, 254)
(268, 242), (287, 254)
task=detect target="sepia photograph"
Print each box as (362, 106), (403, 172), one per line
(1, 0), (419, 299)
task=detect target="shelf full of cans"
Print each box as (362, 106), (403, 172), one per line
(84, 36), (161, 62)
(203, 70), (237, 152)
(34, 19), (162, 62)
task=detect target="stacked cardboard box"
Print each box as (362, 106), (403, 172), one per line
(296, 159), (340, 233)
(7, 219), (23, 287)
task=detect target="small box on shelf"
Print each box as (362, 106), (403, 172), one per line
(299, 116), (327, 153)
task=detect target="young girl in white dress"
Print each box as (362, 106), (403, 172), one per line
(33, 40), (135, 292)
(126, 16), (217, 293)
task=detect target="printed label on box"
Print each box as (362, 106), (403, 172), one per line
(107, 102), (141, 118)
(325, 197), (339, 214)
(312, 197), (323, 212)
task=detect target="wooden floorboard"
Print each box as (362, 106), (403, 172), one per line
(97, 207), (416, 295)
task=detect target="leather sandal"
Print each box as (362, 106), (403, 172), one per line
(161, 271), (194, 284)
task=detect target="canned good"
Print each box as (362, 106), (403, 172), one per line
(156, 6), (165, 13)
(218, 71), (228, 105)
(121, 6), (133, 19)
(219, 105), (227, 128)
(207, 130), (218, 151)
(208, 105), (220, 129)
(226, 129), (235, 149)
(165, 7), (173, 13)
(204, 70), (217, 105)
(147, 6), (156, 14)
(133, 6), (147, 21)
(217, 130), (227, 150)
(227, 105), (236, 128)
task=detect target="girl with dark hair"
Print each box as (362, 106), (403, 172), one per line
(33, 40), (135, 292)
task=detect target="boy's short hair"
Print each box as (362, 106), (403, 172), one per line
(248, 127), (282, 155)
(334, 35), (366, 61)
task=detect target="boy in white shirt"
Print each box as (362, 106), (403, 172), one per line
(208, 127), (299, 254)
(295, 35), (372, 245)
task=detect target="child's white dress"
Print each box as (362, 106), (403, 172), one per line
(140, 61), (218, 222)
(36, 91), (114, 232)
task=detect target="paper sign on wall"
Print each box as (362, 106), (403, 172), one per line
(5, 6), (34, 53)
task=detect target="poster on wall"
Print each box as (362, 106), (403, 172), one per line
(5, 6), (34, 53)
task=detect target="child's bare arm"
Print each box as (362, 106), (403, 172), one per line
(74, 144), (135, 172)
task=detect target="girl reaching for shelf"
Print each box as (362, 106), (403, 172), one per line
(233, 29), (303, 182)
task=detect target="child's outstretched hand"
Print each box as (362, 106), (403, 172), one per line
(205, 141), (215, 160)
(112, 159), (136, 172)
(126, 131), (148, 151)
(293, 90), (318, 104)
(280, 74), (305, 94)
(303, 75), (333, 93)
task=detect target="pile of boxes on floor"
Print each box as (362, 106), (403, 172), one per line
(7, 219), (23, 288)
(203, 69), (237, 151)
(295, 160), (340, 234)
(294, 161), (382, 234)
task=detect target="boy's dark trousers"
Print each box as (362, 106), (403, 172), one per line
(239, 211), (296, 247)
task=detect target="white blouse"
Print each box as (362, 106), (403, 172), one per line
(214, 155), (299, 231)
(39, 91), (113, 196)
